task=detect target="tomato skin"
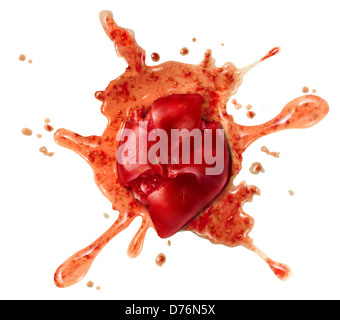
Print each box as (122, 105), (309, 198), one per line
(148, 174), (200, 238)
(149, 121), (229, 238)
(116, 119), (154, 187)
(151, 94), (203, 133)
(117, 94), (230, 238)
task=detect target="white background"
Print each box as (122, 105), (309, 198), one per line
(0, 0), (339, 300)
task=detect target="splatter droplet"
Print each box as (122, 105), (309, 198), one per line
(155, 253), (166, 266)
(39, 146), (55, 157)
(261, 146), (280, 158)
(231, 98), (242, 110)
(246, 110), (256, 119)
(21, 128), (32, 136)
(180, 47), (189, 56)
(44, 124), (54, 132)
(249, 162), (264, 175)
(151, 52), (160, 62)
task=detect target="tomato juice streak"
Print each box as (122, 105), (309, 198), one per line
(261, 47), (281, 61)
(54, 11), (329, 287)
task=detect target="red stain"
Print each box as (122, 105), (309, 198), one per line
(53, 11), (328, 287)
